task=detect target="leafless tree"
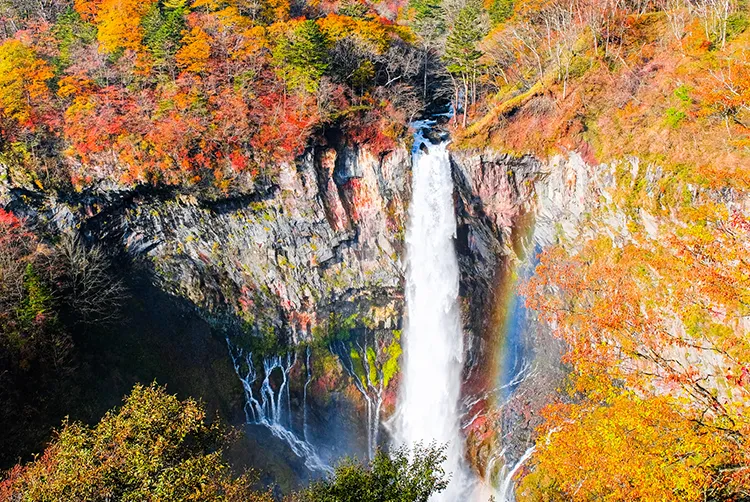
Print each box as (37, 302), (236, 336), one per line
(691, 0), (735, 47)
(0, 0), (67, 33)
(54, 233), (128, 326)
(510, 24), (546, 85)
(377, 41), (422, 88)
(329, 36), (371, 88)
(658, 0), (689, 44)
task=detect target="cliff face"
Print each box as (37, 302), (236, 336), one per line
(1, 134), (596, 481)
(122, 144), (411, 340)
(448, 150), (621, 478)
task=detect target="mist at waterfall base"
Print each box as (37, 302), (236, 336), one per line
(484, 238), (541, 499)
(394, 124), (538, 501)
(225, 340), (366, 490)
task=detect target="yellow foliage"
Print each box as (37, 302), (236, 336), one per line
(0, 40), (53, 126)
(234, 25), (269, 60)
(261, 0), (290, 23)
(522, 162), (750, 498)
(317, 14), (393, 53)
(176, 26), (212, 73)
(56, 75), (94, 99)
(96, 0), (156, 54)
(517, 394), (728, 502)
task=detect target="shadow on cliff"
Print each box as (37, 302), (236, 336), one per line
(0, 256), (245, 470)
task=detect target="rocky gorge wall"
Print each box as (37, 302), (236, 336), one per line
(1, 132), (607, 486)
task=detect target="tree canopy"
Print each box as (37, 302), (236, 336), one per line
(0, 383), (450, 502)
(0, 383), (267, 502)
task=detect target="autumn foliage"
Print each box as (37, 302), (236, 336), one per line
(518, 159), (750, 499)
(413, 0), (750, 495)
(0, 40), (54, 128)
(0, 383), (270, 502)
(0, 0), (423, 191)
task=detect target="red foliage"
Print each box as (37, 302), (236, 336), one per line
(0, 209), (34, 250)
(250, 92), (320, 163)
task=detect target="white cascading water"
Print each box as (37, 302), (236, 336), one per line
(396, 126), (470, 500)
(227, 340), (332, 474)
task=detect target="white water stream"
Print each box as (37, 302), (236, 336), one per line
(395, 124), (535, 501)
(395, 128), (470, 500)
(227, 340), (332, 474)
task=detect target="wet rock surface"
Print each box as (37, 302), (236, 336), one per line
(1, 135), (602, 487)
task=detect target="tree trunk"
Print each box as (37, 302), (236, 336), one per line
(462, 77), (469, 128)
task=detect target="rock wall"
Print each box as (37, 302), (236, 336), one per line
(2, 141), (414, 473)
(120, 144), (411, 340)
(2, 134), (584, 482)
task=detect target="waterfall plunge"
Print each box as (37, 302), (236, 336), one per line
(396, 135), (470, 500)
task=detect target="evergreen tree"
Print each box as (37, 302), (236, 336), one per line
(142, 0), (187, 74)
(407, 0), (445, 99)
(444, 0), (485, 126)
(488, 0), (514, 25)
(52, 8), (97, 71)
(273, 20), (330, 93)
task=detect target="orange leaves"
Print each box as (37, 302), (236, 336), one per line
(73, 0), (103, 22)
(0, 0), (411, 190)
(56, 75), (94, 99)
(176, 26), (212, 73)
(517, 394), (728, 502)
(0, 40), (54, 128)
(261, 0), (291, 23)
(521, 167), (750, 498)
(693, 39), (750, 147)
(62, 86), (134, 162)
(234, 25), (269, 60)
(95, 0), (156, 54)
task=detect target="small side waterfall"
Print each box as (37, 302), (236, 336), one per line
(498, 446), (535, 501)
(396, 126), (470, 500)
(332, 339), (383, 462)
(303, 345), (312, 442)
(227, 340), (332, 474)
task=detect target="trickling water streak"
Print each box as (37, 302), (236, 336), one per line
(334, 340), (382, 461)
(227, 339), (332, 474)
(498, 447), (535, 502)
(303, 345), (312, 442)
(396, 131), (469, 500)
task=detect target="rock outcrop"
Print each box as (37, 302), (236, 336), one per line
(1, 135), (589, 484)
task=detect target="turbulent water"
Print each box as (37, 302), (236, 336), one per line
(396, 130), (470, 500)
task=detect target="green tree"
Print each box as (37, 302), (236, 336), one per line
(487, 0), (513, 25)
(0, 383), (270, 502)
(273, 20), (330, 93)
(1, 383), (450, 502)
(296, 444), (449, 502)
(52, 8), (97, 71)
(142, 0), (187, 74)
(444, 0), (486, 126)
(16, 263), (54, 329)
(407, 0), (445, 99)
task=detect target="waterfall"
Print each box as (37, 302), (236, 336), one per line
(333, 339), (383, 462)
(227, 339), (332, 474)
(396, 126), (470, 500)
